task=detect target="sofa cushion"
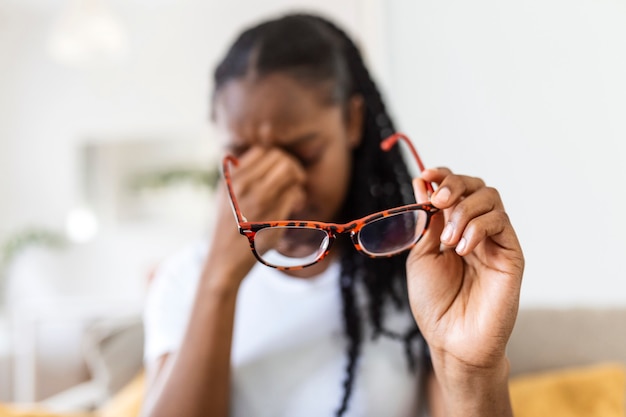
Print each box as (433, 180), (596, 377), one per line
(82, 316), (144, 398)
(510, 363), (626, 417)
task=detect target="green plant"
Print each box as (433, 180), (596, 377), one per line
(0, 228), (67, 306)
(128, 166), (220, 192)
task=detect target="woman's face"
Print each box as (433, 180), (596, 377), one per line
(214, 73), (363, 225)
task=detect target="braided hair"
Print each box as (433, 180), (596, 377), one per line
(213, 13), (423, 416)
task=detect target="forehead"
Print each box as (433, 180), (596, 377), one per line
(213, 73), (340, 147)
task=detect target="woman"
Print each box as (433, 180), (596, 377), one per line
(142, 13), (524, 417)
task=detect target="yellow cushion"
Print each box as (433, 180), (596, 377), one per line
(0, 371), (144, 417)
(0, 404), (90, 417)
(6, 364), (623, 417)
(510, 363), (626, 417)
(97, 372), (145, 417)
(0, 372), (145, 417)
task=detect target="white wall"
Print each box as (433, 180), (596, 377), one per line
(386, 0), (626, 307)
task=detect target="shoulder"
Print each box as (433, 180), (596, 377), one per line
(151, 239), (209, 284)
(144, 239), (210, 323)
(143, 239), (209, 363)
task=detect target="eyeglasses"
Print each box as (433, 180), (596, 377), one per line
(221, 133), (440, 270)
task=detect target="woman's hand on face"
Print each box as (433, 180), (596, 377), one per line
(407, 168), (524, 373)
(208, 147), (307, 283)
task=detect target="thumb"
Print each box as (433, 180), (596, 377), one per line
(411, 178), (444, 257)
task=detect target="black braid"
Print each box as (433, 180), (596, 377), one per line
(336, 254), (363, 415)
(305, 17), (424, 416)
(212, 13), (424, 417)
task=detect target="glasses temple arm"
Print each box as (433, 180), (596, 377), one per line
(221, 155), (248, 224)
(381, 133), (435, 195)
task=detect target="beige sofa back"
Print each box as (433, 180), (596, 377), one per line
(508, 308), (626, 376)
(60, 308), (626, 404)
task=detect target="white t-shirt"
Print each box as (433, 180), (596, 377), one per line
(144, 241), (424, 417)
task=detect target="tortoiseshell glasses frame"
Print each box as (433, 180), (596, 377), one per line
(221, 133), (440, 270)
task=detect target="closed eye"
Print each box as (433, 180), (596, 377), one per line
(294, 145), (326, 168)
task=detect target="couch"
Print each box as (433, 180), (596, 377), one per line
(2, 308), (625, 417)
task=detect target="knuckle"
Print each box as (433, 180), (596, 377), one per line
(451, 201), (471, 222)
(275, 153), (304, 177)
(440, 174), (465, 194)
(445, 172), (462, 182)
(274, 159), (292, 176)
(266, 147), (282, 158)
(495, 209), (510, 224)
(272, 162), (297, 184)
(485, 186), (500, 199)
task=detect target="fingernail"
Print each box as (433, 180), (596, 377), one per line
(434, 187), (451, 204)
(441, 222), (453, 242)
(456, 237), (467, 254)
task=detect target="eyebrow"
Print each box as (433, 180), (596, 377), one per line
(281, 132), (319, 151)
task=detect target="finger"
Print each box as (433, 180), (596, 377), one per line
(453, 209), (513, 256)
(273, 185), (307, 220)
(235, 148), (306, 196)
(255, 158), (307, 215)
(422, 168), (487, 209)
(421, 167), (453, 182)
(412, 177), (430, 204)
(409, 193), (446, 258)
(230, 148), (306, 220)
(439, 187), (503, 247)
(231, 146), (270, 179)
(228, 147), (273, 196)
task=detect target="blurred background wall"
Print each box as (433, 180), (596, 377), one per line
(385, 0), (626, 308)
(0, 0), (370, 305)
(0, 0), (625, 403)
(0, 0), (377, 402)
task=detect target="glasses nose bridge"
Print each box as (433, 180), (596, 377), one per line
(327, 222), (361, 247)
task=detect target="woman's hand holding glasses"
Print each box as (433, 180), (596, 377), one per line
(408, 167), (524, 415)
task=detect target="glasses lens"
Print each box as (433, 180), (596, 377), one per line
(358, 209), (428, 256)
(253, 227), (330, 268)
